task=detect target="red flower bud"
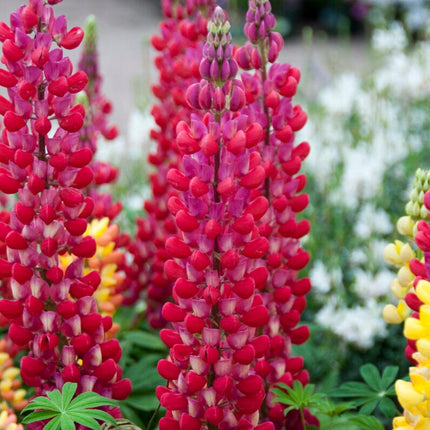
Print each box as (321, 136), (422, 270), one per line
(241, 305), (269, 327)
(12, 263), (33, 284)
(0, 299), (23, 318)
(68, 148), (93, 167)
(67, 71), (88, 93)
(6, 231), (28, 250)
(158, 359), (181, 380)
(0, 69), (18, 87)
(2, 39), (24, 62)
(71, 236), (96, 258)
(48, 76), (69, 97)
(111, 378), (132, 400)
(166, 237), (192, 258)
(4, 111), (26, 131)
(59, 112), (84, 132)
(35, 116), (51, 136)
(14, 202), (35, 224)
(60, 26), (84, 49)
(9, 323), (33, 345)
(62, 364), (81, 382)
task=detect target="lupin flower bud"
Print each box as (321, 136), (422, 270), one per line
(0, 0), (130, 414)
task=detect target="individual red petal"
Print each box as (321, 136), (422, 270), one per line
(240, 165), (265, 189)
(165, 237), (192, 258)
(9, 323), (33, 345)
(100, 339), (121, 360)
(2, 39), (24, 62)
(167, 169), (190, 191)
(164, 260), (187, 281)
(190, 249), (210, 270)
(60, 26), (84, 49)
(21, 356), (45, 376)
(31, 46), (50, 67)
(71, 333), (92, 356)
(280, 310), (301, 329)
(288, 249), (310, 270)
(176, 130), (200, 154)
(35, 116), (51, 136)
(217, 177), (235, 197)
(241, 305), (269, 327)
(40, 237), (58, 257)
(0, 69), (18, 87)
(174, 278), (198, 299)
(160, 392), (187, 410)
(242, 237), (269, 259)
(67, 71), (88, 93)
(244, 196), (268, 220)
(0, 258), (12, 277)
(68, 148), (93, 167)
(289, 105), (307, 131)
(71, 236), (96, 258)
(205, 219), (221, 238)
(6, 231), (27, 250)
(189, 176), (209, 197)
(251, 335), (270, 358)
(72, 166), (94, 188)
(162, 302), (186, 322)
(288, 66), (301, 83)
(233, 277), (255, 299)
(4, 111), (26, 131)
(200, 134), (218, 157)
(158, 359), (181, 380)
(160, 329), (183, 348)
(280, 76), (298, 97)
(289, 325), (310, 344)
(237, 374), (263, 395)
(184, 314), (205, 334)
(0, 22), (14, 42)
(27, 174), (45, 194)
(21, 6), (38, 31)
(12, 263), (33, 284)
(0, 299), (23, 318)
(290, 194), (309, 212)
(292, 141), (310, 160)
(226, 130), (246, 155)
(81, 313), (102, 333)
(111, 378), (131, 400)
(220, 249), (239, 270)
(48, 76), (68, 97)
(233, 344), (255, 364)
(199, 345), (219, 364)
(159, 418), (180, 430)
(64, 218), (87, 236)
(14, 149), (33, 168)
(17, 81), (36, 100)
(14, 202), (35, 224)
(236, 392), (264, 414)
(179, 413), (201, 430)
(245, 123), (264, 148)
(46, 266), (63, 283)
(59, 188), (84, 207)
(204, 406), (223, 426)
(0, 95), (13, 115)
(59, 112), (84, 132)
(62, 364), (81, 382)
(265, 90), (280, 109)
(93, 358), (117, 382)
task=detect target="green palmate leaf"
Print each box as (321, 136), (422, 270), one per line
(61, 382), (77, 409)
(378, 396), (397, 419)
(360, 364), (383, 392)
(43, 415), (61, 430)
(124, 331), (166, 351)
(349, 415), (384, 430)
(59, 413), (76, 430)
(69, 408), (118, 426)
(68, 391), (117, 410)
(46, 389), (63, 409)
(359, 399), (379, 415)
(380, 366), (399, 389)
(332, 381), (374, 397)
(21, 397), (60, 413)
(21, 410), (59, 424)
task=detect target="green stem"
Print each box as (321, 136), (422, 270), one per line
(146, 402), (161, 430)
(299, 408), (307, 430)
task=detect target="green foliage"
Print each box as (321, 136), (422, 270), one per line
(332, 363), (399, 418)
(21, 382), (118, 430)
(271, 364), (400, 430)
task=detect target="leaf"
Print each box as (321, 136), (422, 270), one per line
(21, 410), (59, 424)
(124, 331), (166, 351)
(21, 397), (60, 414)
(378, 396), (397, 419)
(43, 415), (61, 430)
(59, 414), (76, 430)
(68, 392), (117, 410)
(46, 389), (63, 410)
(380, 366), (399, 389)
(65, 412), (101, 430)
(124, 393), (159, 411)
(61, 382), (77, 410)
(331, 381), (374, 397)
(349, 415), (384, 430)
(360, 364), (382, 392)
(69, 409), (118, 427)
(359, 399), (379, 415)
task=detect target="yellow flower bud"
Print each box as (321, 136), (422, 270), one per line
(2, 368), (19, 381)
(417, 338), (430, 359)
(398, 266), (415, 287)
(417, 280), (430, 305)
(397, 216), (416, 237)
(405, 317), (426, 340)
(13, 389), (26, 402)
(400, 243), (415, 264)
(396, 379), (424, 409)
(383, 304), (404, 324)
(391, 279), (408, 299)
(0, 354), (9, 366)
(384, 243), (403, 265)
(0, 380), (12, 392)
